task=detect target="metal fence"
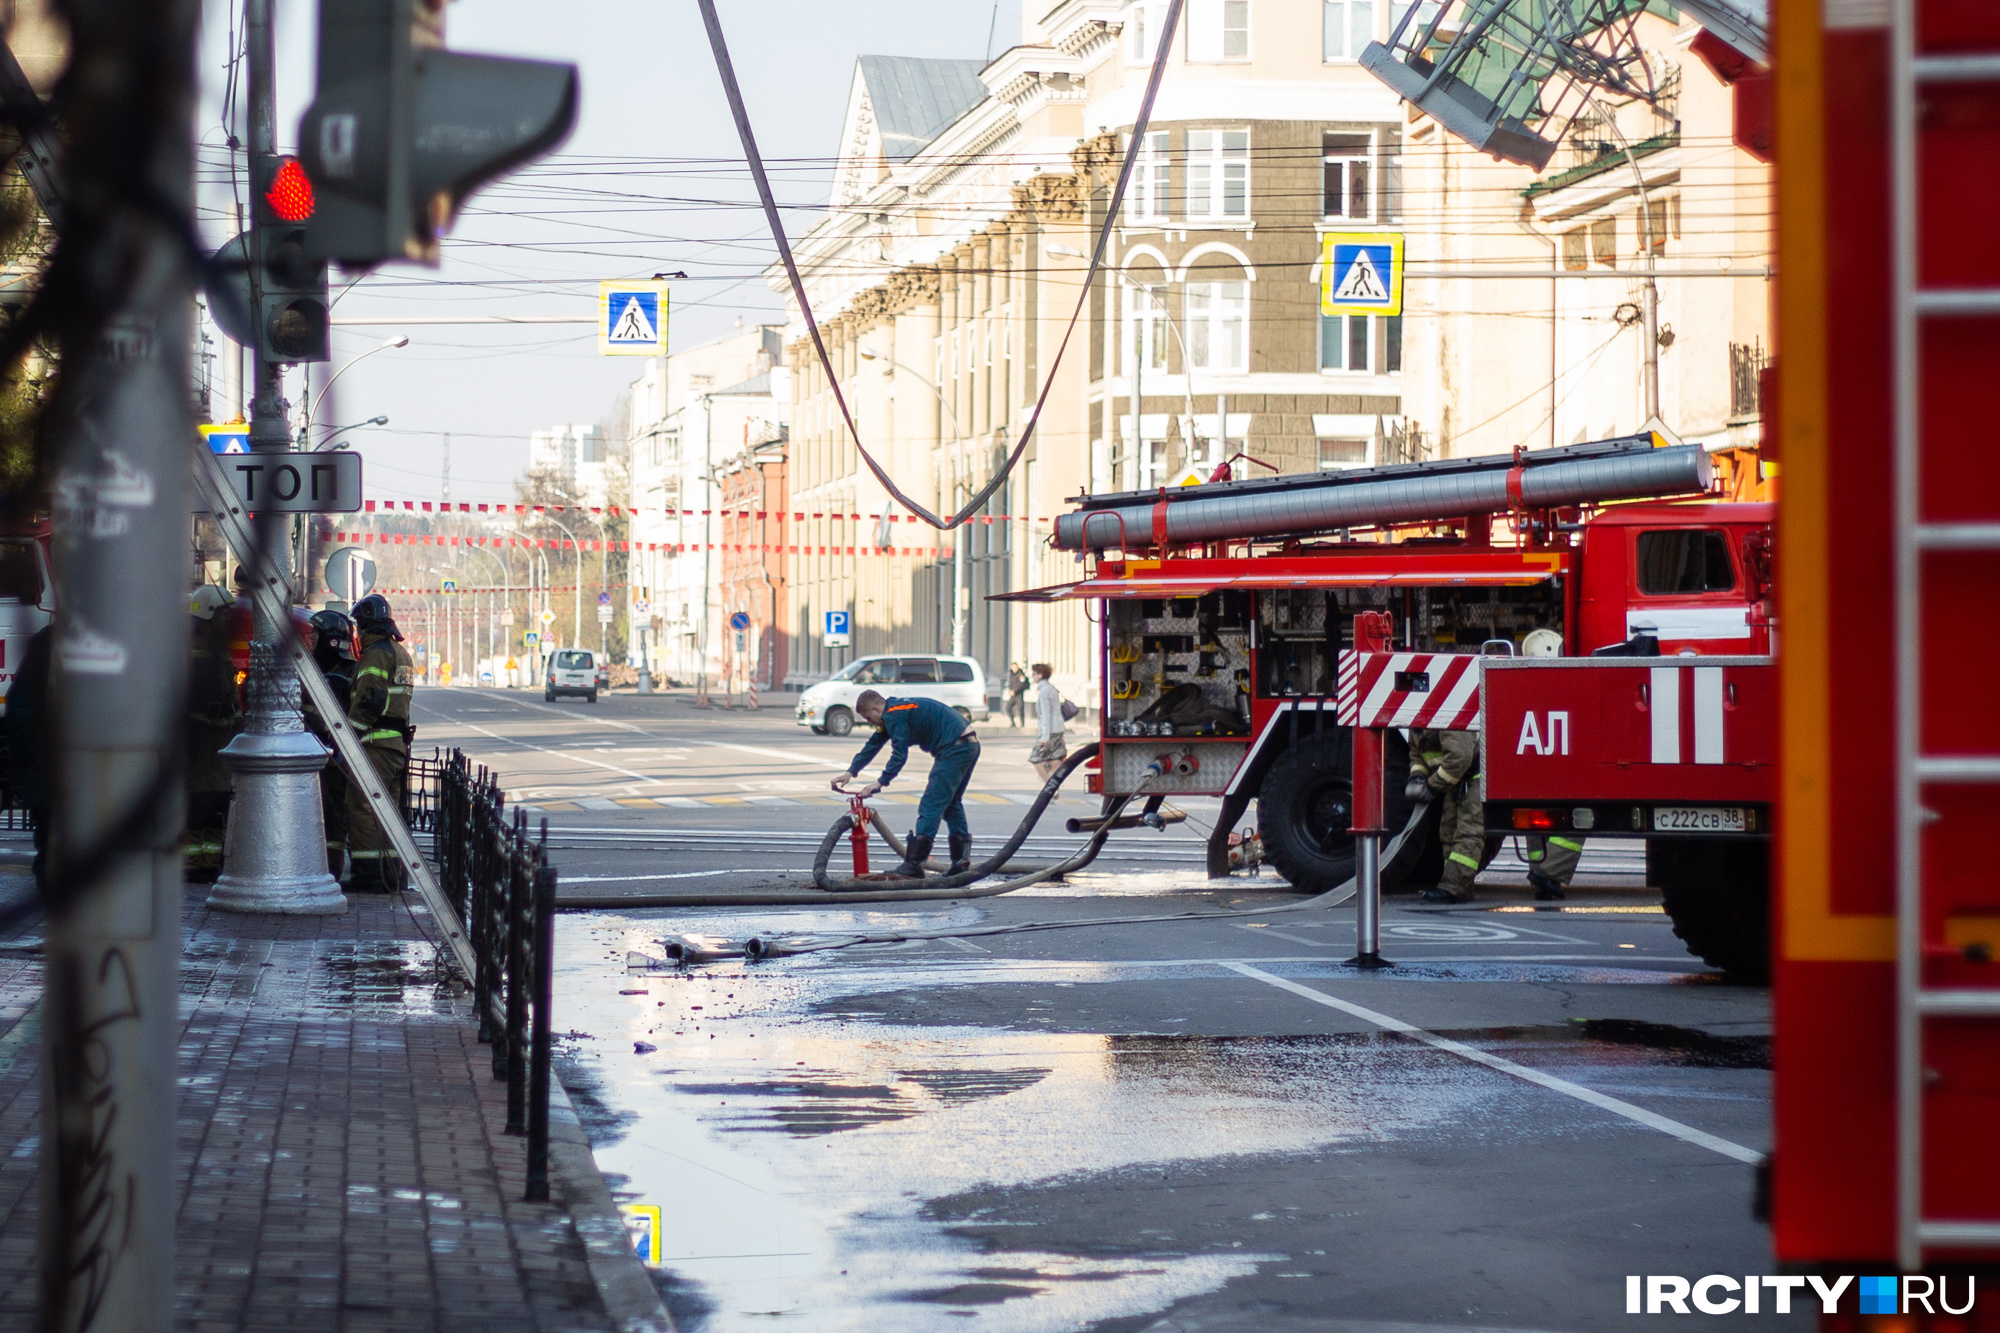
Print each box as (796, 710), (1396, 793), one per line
(429, 749), (558, 1202)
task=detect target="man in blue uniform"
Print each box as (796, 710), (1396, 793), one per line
(831, 689), (980, 879)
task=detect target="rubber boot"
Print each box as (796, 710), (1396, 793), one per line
(1528, 868), (1566, 901)
(891, 834), (933, 880)
(948, 833), (973, 876)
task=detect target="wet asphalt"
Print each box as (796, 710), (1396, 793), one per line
(413, 687), (1790, 1333)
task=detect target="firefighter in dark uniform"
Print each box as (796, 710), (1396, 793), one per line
(1406, 727), (1485, 903)
(344, 594), (414, 892)
(831, 689), (981, 879)
(303, 609), (358, 881)
(186, 585), (241, 881)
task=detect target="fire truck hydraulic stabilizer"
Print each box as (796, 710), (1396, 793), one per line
(1054, 435), (1712, 550)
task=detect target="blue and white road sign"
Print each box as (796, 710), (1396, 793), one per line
(729, 610), (751, 631)
(599, 280), (670, 356)
(823, 609), (850, 647)
(598, 591), (612, 607)
(1321, 232), (1404, 317)
(201, 423), (251, 454)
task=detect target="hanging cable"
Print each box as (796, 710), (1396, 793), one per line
(695, 0), (1186, 532)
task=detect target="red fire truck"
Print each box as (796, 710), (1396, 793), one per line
(1013, 432), (1775, 976)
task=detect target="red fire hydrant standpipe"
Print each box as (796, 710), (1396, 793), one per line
(1347, 610), (1394, 970)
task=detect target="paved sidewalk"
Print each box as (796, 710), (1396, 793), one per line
(0, 875), (656, 1332)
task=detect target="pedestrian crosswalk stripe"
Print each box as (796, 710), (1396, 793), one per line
(965, 792), (1010, 805)
(653, 797), (703, 807)
(702, 795), (749, 805)
(743, 795), (797, 805)
(578, 798), (621, 810)
(615, 798), (658, 808)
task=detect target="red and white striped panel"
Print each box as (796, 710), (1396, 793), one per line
(1335, 651), (1483, 730)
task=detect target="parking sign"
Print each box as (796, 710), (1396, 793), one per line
(823, 609), (850, 647)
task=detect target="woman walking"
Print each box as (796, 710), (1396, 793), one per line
(1028, 663), (1066, 780)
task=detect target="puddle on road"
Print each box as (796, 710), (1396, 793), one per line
(554, 916), (1734, 1332)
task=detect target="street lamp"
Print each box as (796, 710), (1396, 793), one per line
(1048, 243), (1201, 484)
(302, 335), (409, 443)
(857, 347), (971, 657)
(532, 510), (588, 650)
(317, 415), (389, 451)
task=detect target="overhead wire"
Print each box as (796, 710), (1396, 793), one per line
(699, 0), (1188, 533)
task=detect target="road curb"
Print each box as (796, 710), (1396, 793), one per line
(547, 1078), (677, 1332)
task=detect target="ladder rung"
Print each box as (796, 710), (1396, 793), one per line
(1914, 54), (2000, 83)
(1914, 755), (2000, 783)
(1914, 289), (2000, 316)
(1917, 523), (2000, 550)
(1916, 989), (2000, 1017)
(1918, 1220), (2000, 1246)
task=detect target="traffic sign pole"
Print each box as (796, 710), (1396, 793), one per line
(210, 0), (343, 917)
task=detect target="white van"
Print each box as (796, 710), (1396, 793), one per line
(795, 655), (989, 736)
(544, 649), (598, 703)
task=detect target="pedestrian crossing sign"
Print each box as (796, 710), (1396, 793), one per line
(1321, 232), (1403, 317)
(201, 422), (251, 454)
(598, 280), (670, 356)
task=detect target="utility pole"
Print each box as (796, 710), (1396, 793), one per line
(38, 0), (199, 1326)
(209, 0), (344, 914)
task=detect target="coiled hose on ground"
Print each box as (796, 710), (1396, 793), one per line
(809, 743), (1116, 894)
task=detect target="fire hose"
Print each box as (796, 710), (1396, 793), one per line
(632, 784), (1434, 967)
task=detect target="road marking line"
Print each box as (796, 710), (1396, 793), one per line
(654, 797), (703, 808)
(1221, 962), (1762, 1164)
(614, 798), (659, 808)
(704, 741), (850, 770)
(578, 798), (622, 810)
(560, 868), (774, 885)
(702, 796), (749, 805)
(965, 793), (1010, 805)
(742, 795), (798, 805)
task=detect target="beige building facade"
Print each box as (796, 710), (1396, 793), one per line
(1395, 10), (1773, 458)
(776, 3), (1770, 701)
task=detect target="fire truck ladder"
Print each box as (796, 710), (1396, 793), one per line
(1891, 0), (2000, 1270)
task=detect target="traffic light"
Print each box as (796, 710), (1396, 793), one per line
(202, 158), (331, 363)
(297, 0), (578, 269)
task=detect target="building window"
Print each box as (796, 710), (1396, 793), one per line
(1322, 131), (1372, 220)
(1187, 129), (1249, 220)
(1186, 280), (1248, 371)
(1591, 217), (1617, 267)
(1323, 0), (1373, 60)
(1320, 313), (1402, 373)
(1561, 227), (1588, 271)
(1318, 437), (1369, 469)
(1130, 130), (1170, 221)
(1188, 0), (1250, 61)
(1643, 198), (1670, 254)
(1125, 280), (1171, 373)
(1127, 0), (1163, 63)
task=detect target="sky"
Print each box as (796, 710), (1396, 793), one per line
(194, 0), (1022, 504)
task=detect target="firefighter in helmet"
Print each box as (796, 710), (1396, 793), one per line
(186, 584), (241, 880)
(1405, 728), (1485, 903)
(344, 594), (414, 892)
(303, 608), (359, 881)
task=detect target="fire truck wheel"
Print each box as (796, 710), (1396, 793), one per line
(1256, 738), (1358, 893)
(1649, 837), (1771, 982)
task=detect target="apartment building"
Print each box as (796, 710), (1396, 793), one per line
(622, 323), (785, 688)
(525, 423), (609, 507)
(779, 1), (1414, 698)
(1394, 10), (1773, 457)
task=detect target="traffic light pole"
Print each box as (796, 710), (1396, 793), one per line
(37, 0), (199, 1325)
(209, 0), (344, 915)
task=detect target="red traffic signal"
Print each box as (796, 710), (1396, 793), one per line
(265, 157), (316, 222)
